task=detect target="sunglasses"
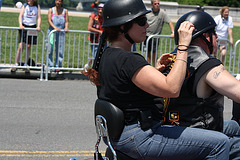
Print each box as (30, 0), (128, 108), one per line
(134, 17), (147, 26)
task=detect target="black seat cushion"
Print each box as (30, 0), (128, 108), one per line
(94, 99), (125, 139)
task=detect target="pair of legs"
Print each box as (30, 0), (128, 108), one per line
(89, 44), (99, 66)
(15, 42), (31, 66)
(145, 37), (159, 66)
(84, 44), (98, 72)
(11, 41), (31, 73)
(112, 122), (230, 160)
(147, 51), (156, 66)
(219, 45), (227, 62)
(85, 43), (107, 72)
(214, 45), (227, 63)
(48, 32), (65, 68)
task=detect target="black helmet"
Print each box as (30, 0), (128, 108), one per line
(174, 11), (216, 45)
(102, 0), (151, 28)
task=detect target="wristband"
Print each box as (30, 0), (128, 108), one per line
(175, 58), (187, 63)
(177, 45), (188, 51)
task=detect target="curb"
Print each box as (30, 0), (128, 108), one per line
(0, 69), (89, 81)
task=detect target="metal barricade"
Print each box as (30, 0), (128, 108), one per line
(0, 26), (45, 80)
(232, 40), (240, 76)
(216, 38), (234, 74)
(44, 29), (97, 81)
(142, 35), (238, 76)
(143, 35), (176, 65)
(1, 26), (239, 80)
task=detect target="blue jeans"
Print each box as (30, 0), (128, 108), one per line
(91, 44), (98, 58)
(48, 32), (65, 67)
(112, 122), (230, 160)
(223, 120), (240, 160)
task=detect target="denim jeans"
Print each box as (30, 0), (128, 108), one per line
(223, 120), (240, 160)
(48, 32), (65, 67)
(91, 44), (98, 58)
(112, 121), (230, 160)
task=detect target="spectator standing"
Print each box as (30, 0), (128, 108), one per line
(84, 0), (230, 159)
(11, 0), (41, 73)
(84, 3), (104, 71)
(145, 0), (174, 65)
(162, 11), (240, 159)
(47, 0), (69, 70)
(214, 6), (233, 62)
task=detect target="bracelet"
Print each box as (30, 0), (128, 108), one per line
(177, 45), (188, 51)
(175, 58), (187, 63)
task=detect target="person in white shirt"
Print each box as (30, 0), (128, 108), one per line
(214, 6), (233, 62)
(11, 0), (41, 73)
(145, 0), (174, 66)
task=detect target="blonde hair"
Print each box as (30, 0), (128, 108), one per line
(219, 6), (229, 16)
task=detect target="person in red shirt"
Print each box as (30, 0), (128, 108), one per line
(84, 3), (104, 71)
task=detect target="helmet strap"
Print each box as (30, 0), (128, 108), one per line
(93, 31), (107, 71)
(119, 25), (135, 44)
(200, 34), (213, 54)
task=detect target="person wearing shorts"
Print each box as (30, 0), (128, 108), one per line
(214, 6), (233, 62)
(11, 0), (41, 73)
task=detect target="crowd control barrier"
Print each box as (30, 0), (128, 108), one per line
(143, 35), (176, 65)
(43, 29), (98, 81)
(0, 26), (45, 80)
(0, 25), (239, 81)
(216, 38), (234, 74)
(232, 40), (240, 76)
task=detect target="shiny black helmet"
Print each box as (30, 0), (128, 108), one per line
(174, 11), (216, 45)
(102, 0), (151, 28)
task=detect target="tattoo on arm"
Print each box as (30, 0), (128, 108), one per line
(213, 67), (226, 79)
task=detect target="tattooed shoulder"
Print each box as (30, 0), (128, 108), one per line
(213, 66), (226, 79)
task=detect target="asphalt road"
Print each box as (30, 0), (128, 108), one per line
(0, 78), (234, 160)
(0, 78), (105, 160)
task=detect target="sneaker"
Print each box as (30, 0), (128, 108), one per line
(11, 68), (17, 72)
(11, 63), (19, 72)
(84, 64), (90, 72)
(23, 68), (30, 73)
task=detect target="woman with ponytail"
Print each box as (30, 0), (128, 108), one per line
(84, 0), (230, 159)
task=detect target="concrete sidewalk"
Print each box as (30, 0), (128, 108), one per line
(0, 68), (88, 81)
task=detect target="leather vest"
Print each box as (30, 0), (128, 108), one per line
(164, 46), (224, 132)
